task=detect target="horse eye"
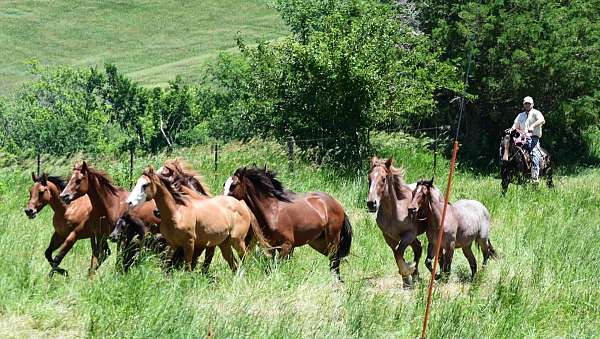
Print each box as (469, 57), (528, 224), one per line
(75, 179), (82, 185)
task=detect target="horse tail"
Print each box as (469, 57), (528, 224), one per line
(337, 213), (353, 259)
(487, 239), (498, 259)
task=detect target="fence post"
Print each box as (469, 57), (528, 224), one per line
(287, 136), (295, 173)
(213, 143), (219, 173)
(36, 151), (41, 177)
(129, 142), (135, 187)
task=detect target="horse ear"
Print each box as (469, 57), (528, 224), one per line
(371, 156), (378, 167)
(430, 176), (434, 185)
(31, 172), (38, 182)
(81, 161), (88, 173)
(148, 166), (155, 175)
(384, 158), (393, 169)
(263, 163), (268, 172)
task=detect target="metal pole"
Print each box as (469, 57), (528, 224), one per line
(287, 136), (294, 173)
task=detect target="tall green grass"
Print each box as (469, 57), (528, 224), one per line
(0, 135), (598, 337)
(0, 0), (288, 95)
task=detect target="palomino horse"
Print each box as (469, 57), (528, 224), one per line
(25, 172), (96, 276)
(224, 166), (352, 280)
(59, 162), (159, 276)
(367, 157), (434, 287)
(500, 128), (553, 194)
(408, 179), (497, 279)
(127, 166), (257, 272)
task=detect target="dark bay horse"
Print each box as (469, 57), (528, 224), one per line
(127, 166), (257, 272)
(500, 128), (553, 194)
(59, 162), (160, 276)
(25, 172), (96, 276)
(224, 166), (352, 280)
(408, 179), (497, 279)
(367, 157), (431, 287)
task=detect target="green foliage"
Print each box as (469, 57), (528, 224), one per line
(207, 0), (461, 162)
(416, 0), (600, 162)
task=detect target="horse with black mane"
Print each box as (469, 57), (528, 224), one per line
(224, 166), (352, 280)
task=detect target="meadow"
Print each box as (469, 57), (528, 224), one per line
(0, 0), (287, 95)
(0, 134), (598, 338)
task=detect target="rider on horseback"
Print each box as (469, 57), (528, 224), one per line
(507, 96), (545, 184)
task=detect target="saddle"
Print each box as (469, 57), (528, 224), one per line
(510, 131), (549, 170)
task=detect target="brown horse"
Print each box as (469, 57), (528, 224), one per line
(408, 179), (497, 279)
(58, 162), (160, 276)
(127, 166), (257, 272)
(25, 172), (99, 276)
(367, 157), (431, 287)
(224, 166), (352, 280)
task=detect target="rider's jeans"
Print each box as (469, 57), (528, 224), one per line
(524, 136), (541, 181)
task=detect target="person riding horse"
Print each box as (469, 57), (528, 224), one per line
(503, 96), (546, 184)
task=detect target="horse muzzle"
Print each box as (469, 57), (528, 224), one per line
(24, 208), (37, 219)
(60, 194), (73, 205)
(367, 201), (377, 213)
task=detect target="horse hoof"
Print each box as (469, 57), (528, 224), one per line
(400, 262), (416, 276)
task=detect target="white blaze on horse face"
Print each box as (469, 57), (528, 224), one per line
(368, 172), (381, 209)
(127, 177), (149, 207)
(223, 177), (233, 195)
(157, 166), (164, 175)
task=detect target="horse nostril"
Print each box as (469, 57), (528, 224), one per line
(367, 201), (375, 210)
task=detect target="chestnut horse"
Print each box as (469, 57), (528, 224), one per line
(408, 179), (497, 279)
(25, 172), (97, 276)
(127, 166), (257, 272)
(59, 162), (160, 276)
(224, 166), (352, 280)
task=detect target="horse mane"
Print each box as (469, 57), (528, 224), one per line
(40, 175), (67, 191)
(156, 173), (189, 206)
(165, 158), (212, 197)
(236, 166), (292, 202)
(82, 165), (123, 196)
(386, 164), (409, 198)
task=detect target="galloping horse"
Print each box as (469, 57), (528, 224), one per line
(224, 166), (352, 280)
(127, 166), (257, 272)
(59, 162), (159, 276)
(25, 173), (96, 276)
(367, 157), (433, 287)
(408, 179), (497, 279)
(500, 128), (553, 194)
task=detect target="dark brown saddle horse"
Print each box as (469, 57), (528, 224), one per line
(500, 129), (554, 194)
(224, 166), (352, 280)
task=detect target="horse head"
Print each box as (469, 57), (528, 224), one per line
(25, 172), (52, 219)
(127, 166), (159, 208)
(367, 156), (394, 212)
(60, 162), (91, 204)
(408, 178), (434, 220)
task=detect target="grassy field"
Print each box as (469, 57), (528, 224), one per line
(0, 134), (598, 338)
(0, 0), (288, 95)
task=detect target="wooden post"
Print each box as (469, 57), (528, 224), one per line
(36, 152), (41, 177)
(287, 136), (295, 173)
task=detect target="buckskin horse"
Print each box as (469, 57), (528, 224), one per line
(59, 162), (160, 276)
(224, 166), (352, 280)
(500, 128), (553, 194)
(408, 179), (497, 279)
(127, 166), (258, 272)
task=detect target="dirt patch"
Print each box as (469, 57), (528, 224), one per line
(0, 314), (82, 339)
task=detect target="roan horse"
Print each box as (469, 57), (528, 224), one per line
(408, 179), (497, 279)
(367, 157), (434, 287)
(500, 128), (553, 194)
(58, 162), (160, 276)
(127, 166), (257, 272)
(224, 166), (352, 280)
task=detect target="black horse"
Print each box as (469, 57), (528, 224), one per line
(500, 129), (553, 194)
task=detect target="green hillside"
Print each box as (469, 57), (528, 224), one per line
(0, 0), (288, 94)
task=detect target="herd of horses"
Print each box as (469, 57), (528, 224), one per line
(25, 156), (498, 287)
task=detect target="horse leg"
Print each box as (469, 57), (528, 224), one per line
(462, 245), (477, 280)
(308, 233), (342, 281)
(219, 240), (239, 272)
(384, 233), (416, 288)
(201, 247), (215, 274)
(425, 241), (443, 280)
(89, 236), (101, 278)
(49, 226), (87, 277)
(191, 246), (205, 271)
(45, 232), (67, 275)
(546, 164), (554, 188)
(182, 240), (195, 272)
(442, 243), (455, 279)
(278, 242), (294, 260)
(410, 238), (422, 281)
